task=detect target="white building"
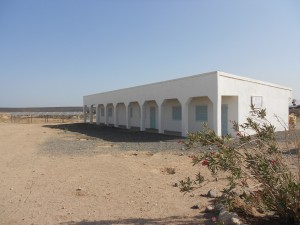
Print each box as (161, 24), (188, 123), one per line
(83, 71), (292, 137)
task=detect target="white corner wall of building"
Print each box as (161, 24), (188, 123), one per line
(218, 74), (291, 132)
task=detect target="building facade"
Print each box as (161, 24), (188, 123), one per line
(83, 71), (292, 136)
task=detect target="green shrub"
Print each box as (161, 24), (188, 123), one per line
(180, 105), (300, 224)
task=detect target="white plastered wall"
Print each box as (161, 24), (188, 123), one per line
(218, 73), (291, 133)
(99, 104), (105, 124)
(221, 96), (238, 135)
(83, 72), (218, 109)
(188, 96), (213, 133)
(83, 71), (291, 136)
(106, 104), (114, 125)
(162, 99), (181, 132)
(129, 102), (140, 128)
(116, 103), (126, 126)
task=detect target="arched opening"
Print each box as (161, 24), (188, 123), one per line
(162, 98), (182, 135)
(128, 101), (140, 130)
(116, 103), (126, 128)
(188, 96), (213, 133)
(143, 100), (158, 132)
(106, 103), (114, 126)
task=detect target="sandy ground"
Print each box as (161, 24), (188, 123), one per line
(0, 122), (222, 225)
(1, 114), (299, 225)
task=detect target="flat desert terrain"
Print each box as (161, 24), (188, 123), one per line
(0, 120), (222, 225)
(1, 115), (298, 225)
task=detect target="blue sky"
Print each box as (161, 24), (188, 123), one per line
(0, 0), (299, 107)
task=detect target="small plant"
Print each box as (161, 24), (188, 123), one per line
(179, 105), (300, 224)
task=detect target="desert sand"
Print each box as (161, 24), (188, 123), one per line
(0, 121), (221, 225)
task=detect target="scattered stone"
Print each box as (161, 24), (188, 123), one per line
(190, 193), (195, 197)
(208, 189), (220, 198)
(231, 187), (252, 198)
(161, 167), (176, 175)
(205, 205), (215, 212)
(231, 187), (244, 197)
(172, 183), (178, 187)
(191, 204), (200, 209)
(218, 209), (242, 225)
(265, 211), (276, 216)
(75, 187), (87, 196)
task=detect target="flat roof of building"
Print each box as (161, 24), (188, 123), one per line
(84, 71), (292, 97)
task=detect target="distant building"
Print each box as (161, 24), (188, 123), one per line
(83, 71), (292, 136)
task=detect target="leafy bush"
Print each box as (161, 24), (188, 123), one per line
(180, 105), (300, 224)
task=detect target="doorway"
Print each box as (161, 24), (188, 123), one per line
(221, 104), (228, 136)
(150, 107), (156, 129)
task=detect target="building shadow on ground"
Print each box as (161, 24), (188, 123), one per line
(43, 123), (182, 143)
(58, 214), (216, 225)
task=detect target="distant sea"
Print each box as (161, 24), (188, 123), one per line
(0, 107), (83, 112)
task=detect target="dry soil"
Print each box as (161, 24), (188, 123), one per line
(0, 122), (222, 225)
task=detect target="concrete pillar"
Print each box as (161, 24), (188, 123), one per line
(157, 100), (164, 134)
(83, 105), (87, 123)
(96, 105), (100, 125)
(89, 105), (93, 124)
(126, 103), (130, 129)
(211, 94), (221, 136)
(181, 99), (190, 137)
(113, 104), (117, 127)
(105, 105), (109, 125)
(139, 101), (145, 131)
(102, 105), (106, 125)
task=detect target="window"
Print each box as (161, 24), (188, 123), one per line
(101, 108), (104, 116)
(196, 105), (208, 121)
(108, 108), (112, 117)
(251, 96), (263, 108)
(172, 106), (182, 121)
(130, 107), (133, 118)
